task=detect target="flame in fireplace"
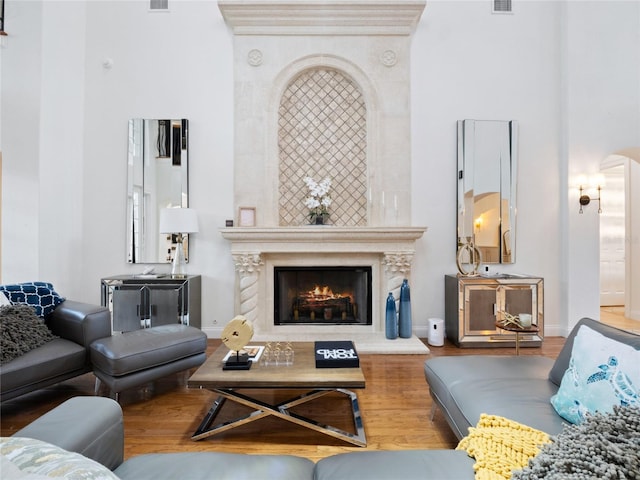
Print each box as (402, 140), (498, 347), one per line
(296, 285), (353, 304)
(295, 284), (355, 321)
(289, 282), (359, 323)
(311, 285), (335, 299)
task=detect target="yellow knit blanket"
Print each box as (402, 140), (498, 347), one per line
(456, 414), (551, 480)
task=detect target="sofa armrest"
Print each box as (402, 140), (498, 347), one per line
(13, 397), (124, 470)
(46, 300), (112, 349)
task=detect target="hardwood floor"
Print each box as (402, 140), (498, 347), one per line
(600, 305), (640, 334)
(4, 305), (636, 462)
(1, 336), (566, 463)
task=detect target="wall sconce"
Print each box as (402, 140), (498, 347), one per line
(474, 216), (483, 230)
(578, 175), (603, 214)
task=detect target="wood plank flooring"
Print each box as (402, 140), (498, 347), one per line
(600, 305), (640, 334)
(1, 336), (565, 463)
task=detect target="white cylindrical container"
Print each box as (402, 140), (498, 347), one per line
(428, 318), (445, 346)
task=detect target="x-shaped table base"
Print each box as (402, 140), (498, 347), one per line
(192, 388), (367, 447)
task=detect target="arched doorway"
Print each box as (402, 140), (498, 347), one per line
(600, 148), (640, 323)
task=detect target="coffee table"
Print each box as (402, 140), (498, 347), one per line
(187, 342), (367, 446)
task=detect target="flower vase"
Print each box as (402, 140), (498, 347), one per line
(315, 215), (324, 225)
(398, 279), (412, 338)
(385, 292), (398, 339)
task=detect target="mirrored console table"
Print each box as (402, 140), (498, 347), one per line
(444, 274), (543, 348)
(101, 275), (201, 333)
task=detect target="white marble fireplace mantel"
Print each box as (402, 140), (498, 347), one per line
(220, 226), (428, 353)
(221, 226), (427, 252)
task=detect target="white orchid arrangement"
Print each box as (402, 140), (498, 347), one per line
(304, 176), (332, 222)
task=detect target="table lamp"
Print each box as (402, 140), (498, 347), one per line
(159, 207), (199, 277)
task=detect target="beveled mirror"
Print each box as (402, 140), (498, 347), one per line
(126, 118), (189, 264)
(457, 119), (518, 264)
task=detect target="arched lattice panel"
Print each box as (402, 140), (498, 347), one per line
(278, 68), (367, 226)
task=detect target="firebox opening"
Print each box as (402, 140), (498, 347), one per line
(274, 266), (372, 326)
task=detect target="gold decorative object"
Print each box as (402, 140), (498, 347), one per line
(456, 236), (481, 276)
(221, 315), (254, 370)
(499, 311), (523, 328)
(497, 311), (534, 329)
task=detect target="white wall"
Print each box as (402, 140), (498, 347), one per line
(1, 0), (43, 282)
(412, 0), (564, 333)
(39, 2), (87, 294)
(563, 1), (640, 331)
(2, 0), (639, 337)
(78, 0), (236, 328)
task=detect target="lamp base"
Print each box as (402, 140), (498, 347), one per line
(171, 234), (186, 276)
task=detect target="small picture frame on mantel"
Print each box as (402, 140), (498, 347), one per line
(238, 207), (256, 227)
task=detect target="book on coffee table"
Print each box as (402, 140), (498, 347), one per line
(314, 340), (359, 368)
(223, 346), (264, 363)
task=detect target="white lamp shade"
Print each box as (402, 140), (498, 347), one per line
(159, 208), (199, 234)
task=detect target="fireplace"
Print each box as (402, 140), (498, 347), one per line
(274, 266), (372, 326)
(220, 227), (428, 352)
(217, 1), (429, 353)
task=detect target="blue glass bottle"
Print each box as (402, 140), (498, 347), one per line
(399, 279), (412, 338)
(385, 292), (398, 340)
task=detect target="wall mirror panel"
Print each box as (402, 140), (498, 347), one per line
(457, 119), (518, 264)
(127, 118), (189, 264)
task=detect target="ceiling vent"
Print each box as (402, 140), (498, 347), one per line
(493, 0), (512, 14)
(149, 0), (169, 12)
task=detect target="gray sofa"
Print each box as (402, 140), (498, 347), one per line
(6, 396), (475, 480)
(424, 317), (640, 440)
(5, 317), (637, 479)
(0, 300), (112, 402)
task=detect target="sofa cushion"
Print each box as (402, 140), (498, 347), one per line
(315, 450), (475, 480)
(0, 338), (86, 392)
(0, 436), (118, 479)
(449, 378), (567, 436)
(114, 452), (315, 480)
(0, 282), (65, 317)
(550, 324), (640, 424)
(1, 305), (58, 364)
(424, 355), (556, 439)
(90, 324), (207, 376)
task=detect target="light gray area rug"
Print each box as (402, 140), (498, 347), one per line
(512, 405), (640, 479)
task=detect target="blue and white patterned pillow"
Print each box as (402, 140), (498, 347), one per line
(1, 436), (118, 479)
(0, 282), (65, 317)
(550, 325), (640, 424)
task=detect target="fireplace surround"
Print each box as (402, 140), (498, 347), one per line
(221, 227), (428, 353)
